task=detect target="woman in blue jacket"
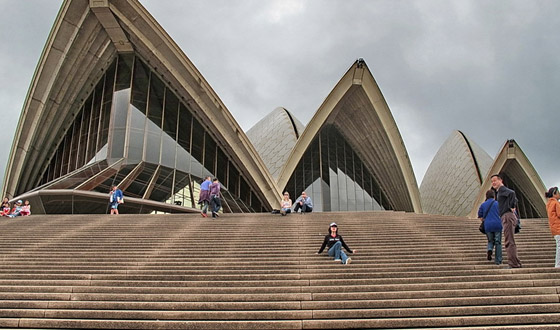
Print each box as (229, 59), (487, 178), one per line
(478, 189), (503, 264)
(109, 186), (124, 215)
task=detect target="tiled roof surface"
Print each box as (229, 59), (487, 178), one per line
(246, 107), (304, 180)
(420, 130), (492, 216)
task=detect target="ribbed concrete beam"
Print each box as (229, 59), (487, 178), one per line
(4, 0), (280, 211)
(90, 0), (133, 53)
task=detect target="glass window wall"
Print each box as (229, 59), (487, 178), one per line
(284, 124), (390, 212)
(36, 54), (265, 213)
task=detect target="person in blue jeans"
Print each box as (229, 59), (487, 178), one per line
(293, 191), (313, 214)
(316, 222), (356, 265)
(198, 176), (212, 218)
(478, 189), (503, 265)
(209, 178), (221, 218)
(109, 186), (124, 215)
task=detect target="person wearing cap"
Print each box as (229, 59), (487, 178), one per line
(545, 186), (560, 267)
(316, 222), (356, 264)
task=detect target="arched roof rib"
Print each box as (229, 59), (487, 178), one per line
(469, 139), (547, 219)
(420, 130), (493, 216)
(3, 0), (280, 210)
(3, 0), (115, 197)
(103, 1), (281, 208)
(277, 60), (422, 213)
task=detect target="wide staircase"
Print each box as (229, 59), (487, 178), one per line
(0, 211), (559, 329)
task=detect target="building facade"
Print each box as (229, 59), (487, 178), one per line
(3, 0), (545, 217)
(2, 0), (279, 214)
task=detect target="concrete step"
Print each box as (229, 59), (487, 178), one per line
(0, 212), (558, 329)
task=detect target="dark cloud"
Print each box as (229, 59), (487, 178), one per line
(1, 0), (558, 194)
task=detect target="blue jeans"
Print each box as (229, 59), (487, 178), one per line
(211, 195), (221, 214)
(293, 203), (312, 213)
(327, 241), (348, 264)
(201, 201), (209, 214)
(486, 231), (502, 264)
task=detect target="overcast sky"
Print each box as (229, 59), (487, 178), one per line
(1, 0), (558, 194)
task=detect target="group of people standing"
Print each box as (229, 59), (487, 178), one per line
(479, 174), (560, 269)
(478, 174), (521, 267)
(1, 197), (31, 218)
(198, 176), (221, 218)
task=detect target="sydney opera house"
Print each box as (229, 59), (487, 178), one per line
(2, 0), (547, 217)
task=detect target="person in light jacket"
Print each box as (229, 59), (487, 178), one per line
(546, 187), (560, 268)
(293, 191), (313, 214)
(280, 192), (292, 216)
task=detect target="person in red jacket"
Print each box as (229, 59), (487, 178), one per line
(545, 187), (560, 268)
(1, 197), (10, 217)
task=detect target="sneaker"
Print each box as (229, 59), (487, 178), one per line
(487, 250), (492, 261)
(345, 258), (352, 265)
(334, 259), (341, 262)
(201, 212), (207, 218)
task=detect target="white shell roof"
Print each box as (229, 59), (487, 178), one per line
(246, 107), (305, 180)
(420, 130), (493, 216)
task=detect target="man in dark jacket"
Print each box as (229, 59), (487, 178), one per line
(491, 174), (521, 268)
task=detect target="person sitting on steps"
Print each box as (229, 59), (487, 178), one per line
(280, 192), (292, 216)
(293, 191), (313, 214)
(1, 197), (10, 217)
(316, 222), (356, 265)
